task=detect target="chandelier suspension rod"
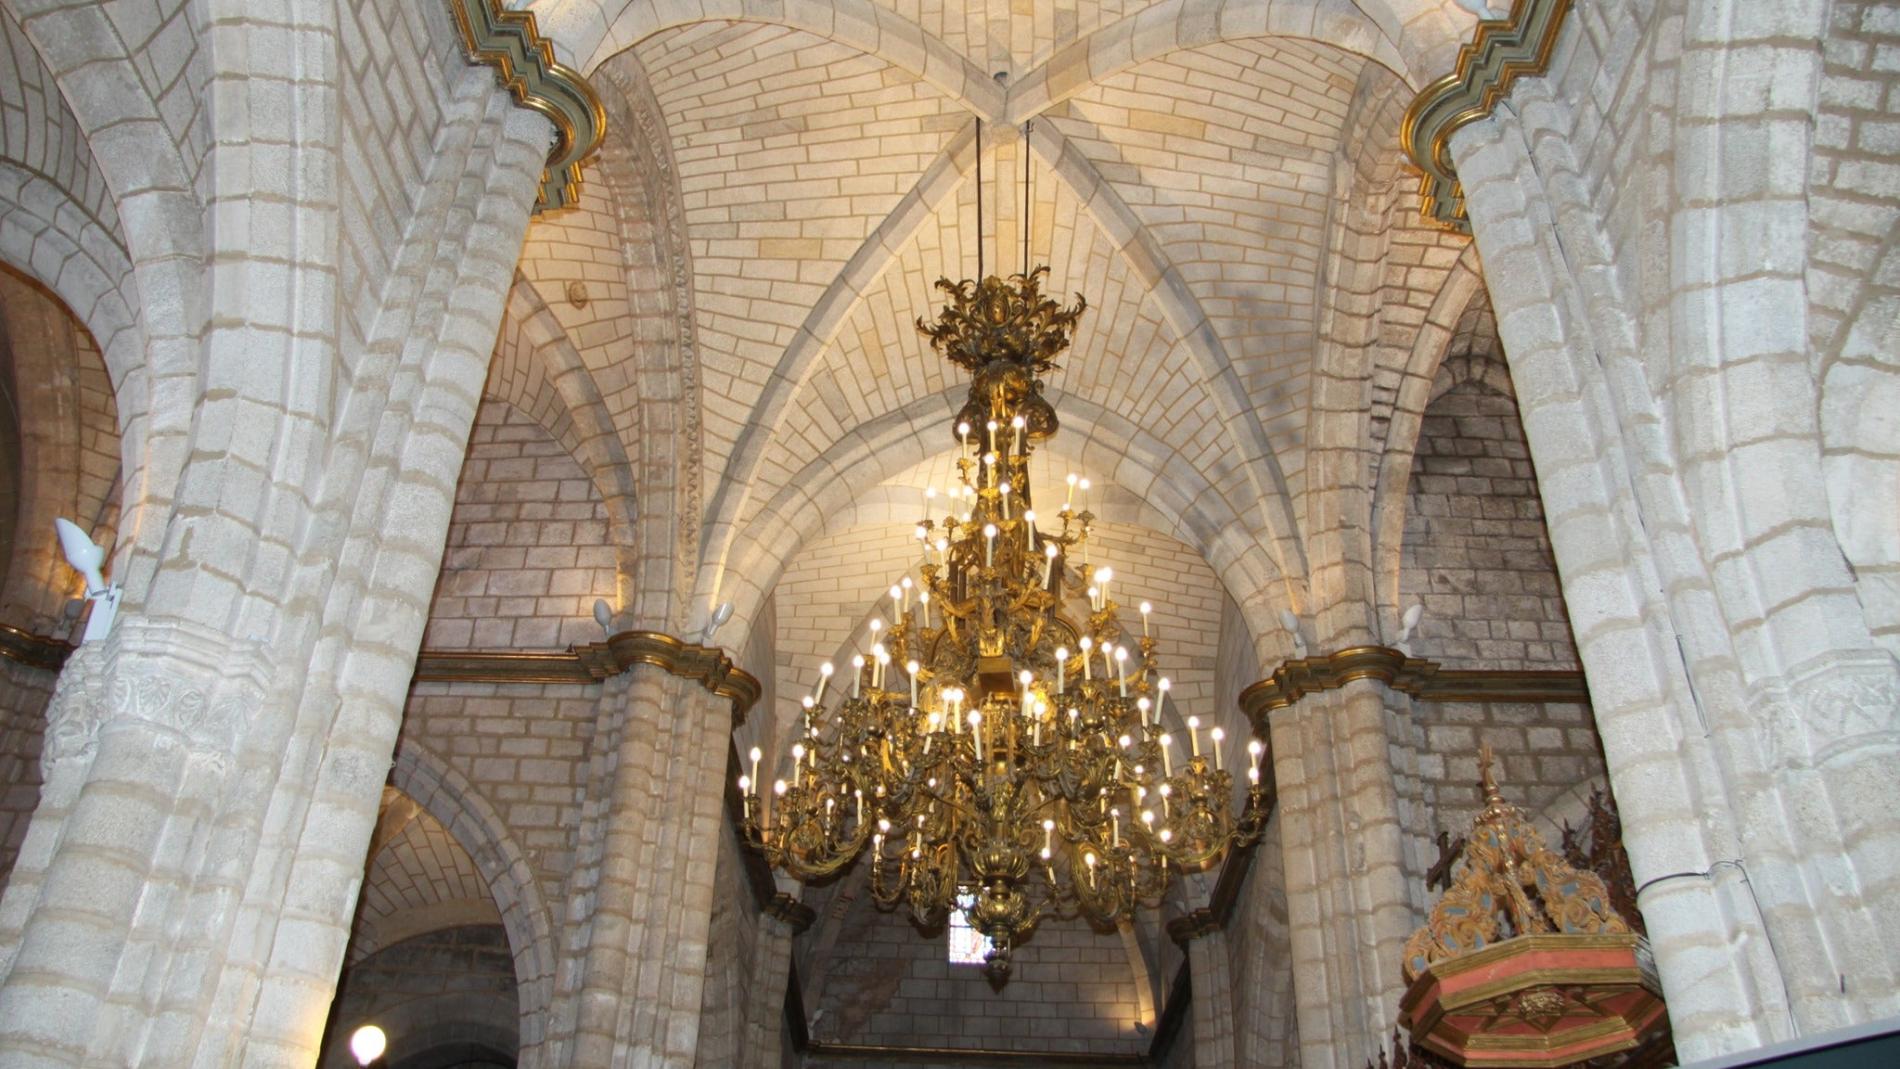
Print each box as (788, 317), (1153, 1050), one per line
(976, 117), (984, 280)
(1023, 120), (1032, 275)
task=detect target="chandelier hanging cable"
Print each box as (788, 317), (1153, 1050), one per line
(737, 118), (1270, 983)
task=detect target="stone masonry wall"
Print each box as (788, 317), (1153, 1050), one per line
(424, 397), (617, 652)
(809, 896), (1146, 1057)
(0, 659), (53, 889)
(397, 681), (600, 907)
(1399, 369), (1578, 670)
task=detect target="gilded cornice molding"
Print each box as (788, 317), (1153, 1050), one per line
(0, 624), (72, 672)
(1400, 0), (1574, 233)
(448, 0), (607, 213)
(414, 630), (761, 723)
(1238, 646), (1587, 732)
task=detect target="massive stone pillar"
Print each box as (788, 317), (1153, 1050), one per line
(0, 4), (551, 1060)
(1267, 677), (1414, 1069)
(547, 660), (733, 1067)
(1446, 17), (1900, 1053)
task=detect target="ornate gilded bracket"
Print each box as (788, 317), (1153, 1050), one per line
(415, 630), (760, 723)
(448, 0), (607, 213)
(1400, 0), (1574, 233)
(1238, 646), (1586, 734)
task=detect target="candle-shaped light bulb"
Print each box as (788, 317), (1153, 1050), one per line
(919, 589), (931, 628)
(816, 661), (834, 703)
(983, 452), (998, 487)
(1136, 697), (1151, 726)
(1187, 715), (1201, 756)
(1042, 818), (1055, 858)
(889, 584), (903, 612)
(1249, 764), (1261, 784)
(983, 523), (997, 568)
(1023, 510), (1037, 551)
(969, 710), (984, 762)
(749, 745), (763, 786)
(1087, 585), (1099, 611)
(1159, 733), (1173, 777)
(1065, 472), (1078, 509)
(1095, 567), (1112, 606)
(1078, 636), (1094, 680)
(1055, 647), (1068, 694)
(1085, 851), (1097, 887)
(737, 774), (750, 793)
(1139, 601), (1152, 637)
(958, 421), (971, 452)
(1078, 477), (1091, 512)
(908, 661), (921, 707)
(1011, 414), (1026, 455)
(774, 779), (788, 796)
(924, 486), (937, 522)
(1042, 542), (1058, 587)
(999, 481), (1012, 518)
(1155, 676), (1171, 721)
(986, 419), (999, 438)
(1111, 808), (1121, 846)
(1249, 738), (1264, 758)
(1210, 727), (1225, 770)
(1114, 646), (1129, 697)
(851, 654), (865, 698)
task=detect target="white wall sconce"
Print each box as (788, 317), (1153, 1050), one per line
(55, 518), (119, 643)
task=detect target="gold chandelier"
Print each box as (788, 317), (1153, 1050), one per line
(737, 135), (1268, 981)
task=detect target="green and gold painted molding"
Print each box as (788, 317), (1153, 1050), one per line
(1239, 646), (1587, 733)
(449, 0), (607, 213)
(1400, 0), (1574, 233)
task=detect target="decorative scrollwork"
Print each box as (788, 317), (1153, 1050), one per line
(1403, 745), (1629, 982)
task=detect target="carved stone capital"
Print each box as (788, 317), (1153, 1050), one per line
(43, 617), (271, 772)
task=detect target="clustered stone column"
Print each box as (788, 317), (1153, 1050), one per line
(544, 663), (730, 1067)
(1170, 912), (1237, 1069)
(1268, 677), (1414, 1069)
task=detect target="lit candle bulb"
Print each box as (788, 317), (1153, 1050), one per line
(889, 585), (903, 620)
(983, 523), (997, 568)
(1111, 808), (1120, 847)
(1155, 676), (1171, 722)
(1034, 700), (1048, 745)
(1210, 727), (1225, 770)
(1096, 567), (1112, 606)
(1023, 510), (1037, 552)
(1187, 715), (1201, 757)
(1139, 601), (1152, 637)
(851, 654), (865, 698)
(1248, 739), (1264, 784)
(1084, 851), (1097, 887)
(1020, 669), (1034, 719)
(983, 452), (998, 487)
(1136, 696), (1151, 727)
(1159, 733), (1173, 777)
(749, 745), (762, 788)
(969, 710), (984, 762)
(986, 418), (999, 442)
(1087, 585), (1099, 612)
(1065, 472), (1078, 510)
(999, 481), (1012, 519)
(924, 486), (936, 522)
(816, 661), (834, 703)
(1055, 647), (1068, 694)
(901, 576), (913, 613)
(1042, 542), (1058, 587)
(873, 645), (890, 689)
(801, 695), (815, 728)
(792, 742), (806, 776)
(919, 589), (931, 628)
(908, 660), (921, 708)
(958, 421), (971, 453)
(1041, 818), (1055, 859)
(1012, 414), (1026, 454)
(1078, 477), (1091, 513)
(1114, 646), (1128, 697)
(738, 773), (750, 794)
(1078, 636), (1094, 680)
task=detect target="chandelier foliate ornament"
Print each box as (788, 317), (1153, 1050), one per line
(735, 262), (1270, 983)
